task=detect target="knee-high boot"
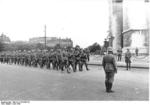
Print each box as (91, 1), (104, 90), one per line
(105, 81), (109, 92)
(108, 83), (114, 93)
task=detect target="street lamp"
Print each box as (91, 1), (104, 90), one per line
(44, 25), (47, 50)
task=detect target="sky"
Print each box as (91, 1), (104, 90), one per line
(0, 0), (109, 48)
(0, 0), (149, 48)
(123, 0), (148, 29)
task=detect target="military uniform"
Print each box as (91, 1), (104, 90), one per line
(85, 49), (90, 62)
(102, 47), (117, 93)
(125, 49), (132, 70)
(117, 48), (122, 61)
(135, 48), (139, 56)
(74, 50), (82, 72)
(80, 51), (89, 71)
(0, 47), (91, 73)
(51, 51), (59, 70)
(60, 51), (68, 72)
(68, 51), (76, 72)
(45, 52), (51, 69)
(32, 53), (38, 67)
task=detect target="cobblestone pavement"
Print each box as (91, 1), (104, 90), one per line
(0, 64), (149, 100)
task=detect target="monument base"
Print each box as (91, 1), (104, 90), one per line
(122, 47), (148, 54)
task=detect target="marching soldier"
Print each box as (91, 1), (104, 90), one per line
(51, 51), (59, 70)
(0, 46), (92, 72)
(74, 49), (82, 72)
(32, 53), (38, 67)
(102, 47), (117, 93)
(68, 49), (76, 72)
(60, 50), (68, 72)
(80, 50), (89, 71)
(45, 52), (51, 69)
(84, 48), (90, 62)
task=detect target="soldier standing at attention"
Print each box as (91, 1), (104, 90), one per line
(125, 49), (132, 70)
(102, 47), (117, 93)
(117, 48), (122, 61)
(135, 47), (139, 56)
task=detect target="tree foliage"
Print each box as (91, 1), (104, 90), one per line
(87, 42), (101, 54)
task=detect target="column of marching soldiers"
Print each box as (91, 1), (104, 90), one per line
(0, 46), (90, 73)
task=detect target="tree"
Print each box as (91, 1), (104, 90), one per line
(87, 42), (101, 54)
(54, 44), (61, 49)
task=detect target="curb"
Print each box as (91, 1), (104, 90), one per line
(88, 63), (149, 69)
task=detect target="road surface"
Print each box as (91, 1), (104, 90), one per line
(0, 63), (149, 100)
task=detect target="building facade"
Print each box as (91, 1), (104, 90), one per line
(29, 37), (73, 48)
(0, 33), (11, 44)
(108, 0), (149, 54)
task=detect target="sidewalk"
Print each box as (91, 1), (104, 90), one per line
(88, 55), (149, 69)
(88, 61), (149, 69)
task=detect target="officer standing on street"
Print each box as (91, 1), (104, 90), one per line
(102, 47), (117, 93)
(125, 48), (132, 70)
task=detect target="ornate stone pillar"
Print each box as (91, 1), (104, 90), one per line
(109, 0), (123, 53)
(108, 35), (114, 47)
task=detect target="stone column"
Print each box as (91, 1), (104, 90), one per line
(145, 0), (149, 54)
(109, 0), (123, 52)
(108, 35), (114, 47)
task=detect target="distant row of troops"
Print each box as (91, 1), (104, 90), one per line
(0, 48), (90, 73)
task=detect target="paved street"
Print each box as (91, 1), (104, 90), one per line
(0, 63), (149, 101)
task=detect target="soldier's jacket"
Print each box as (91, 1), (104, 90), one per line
(74, 50), (80, 61)
(68, 52), (75, 62)
(102, 54), (117, 73)
(117, 49), (122, 55)
(52, 52), (58, 62)
(62, 52), (68, 62)
(80, 52), (87, 62)
(47, 53), (52, 62)
(125, 51), (131, 63)
(0, 48), (91, 71)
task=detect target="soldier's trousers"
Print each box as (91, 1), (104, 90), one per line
(68, 61), (75, 72)
(59, 60), (67, 71)
(105, 72), (115, 92)
(87, 56), (90, 62)
(75, 60), (82, 71)
(32, 60), (38, 67)
(80, 61), (89, 71)
(117, 55), (122, 61)
(105, 72), (115, 83)
(39, 60), (45, 68)
(125, 58), (131, 70)
(46, 61), (51, 69)
(126, 62), (131, 70)
(52, 60), (58, 70)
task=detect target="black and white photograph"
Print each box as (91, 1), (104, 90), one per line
(0, 0), (149, 104)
